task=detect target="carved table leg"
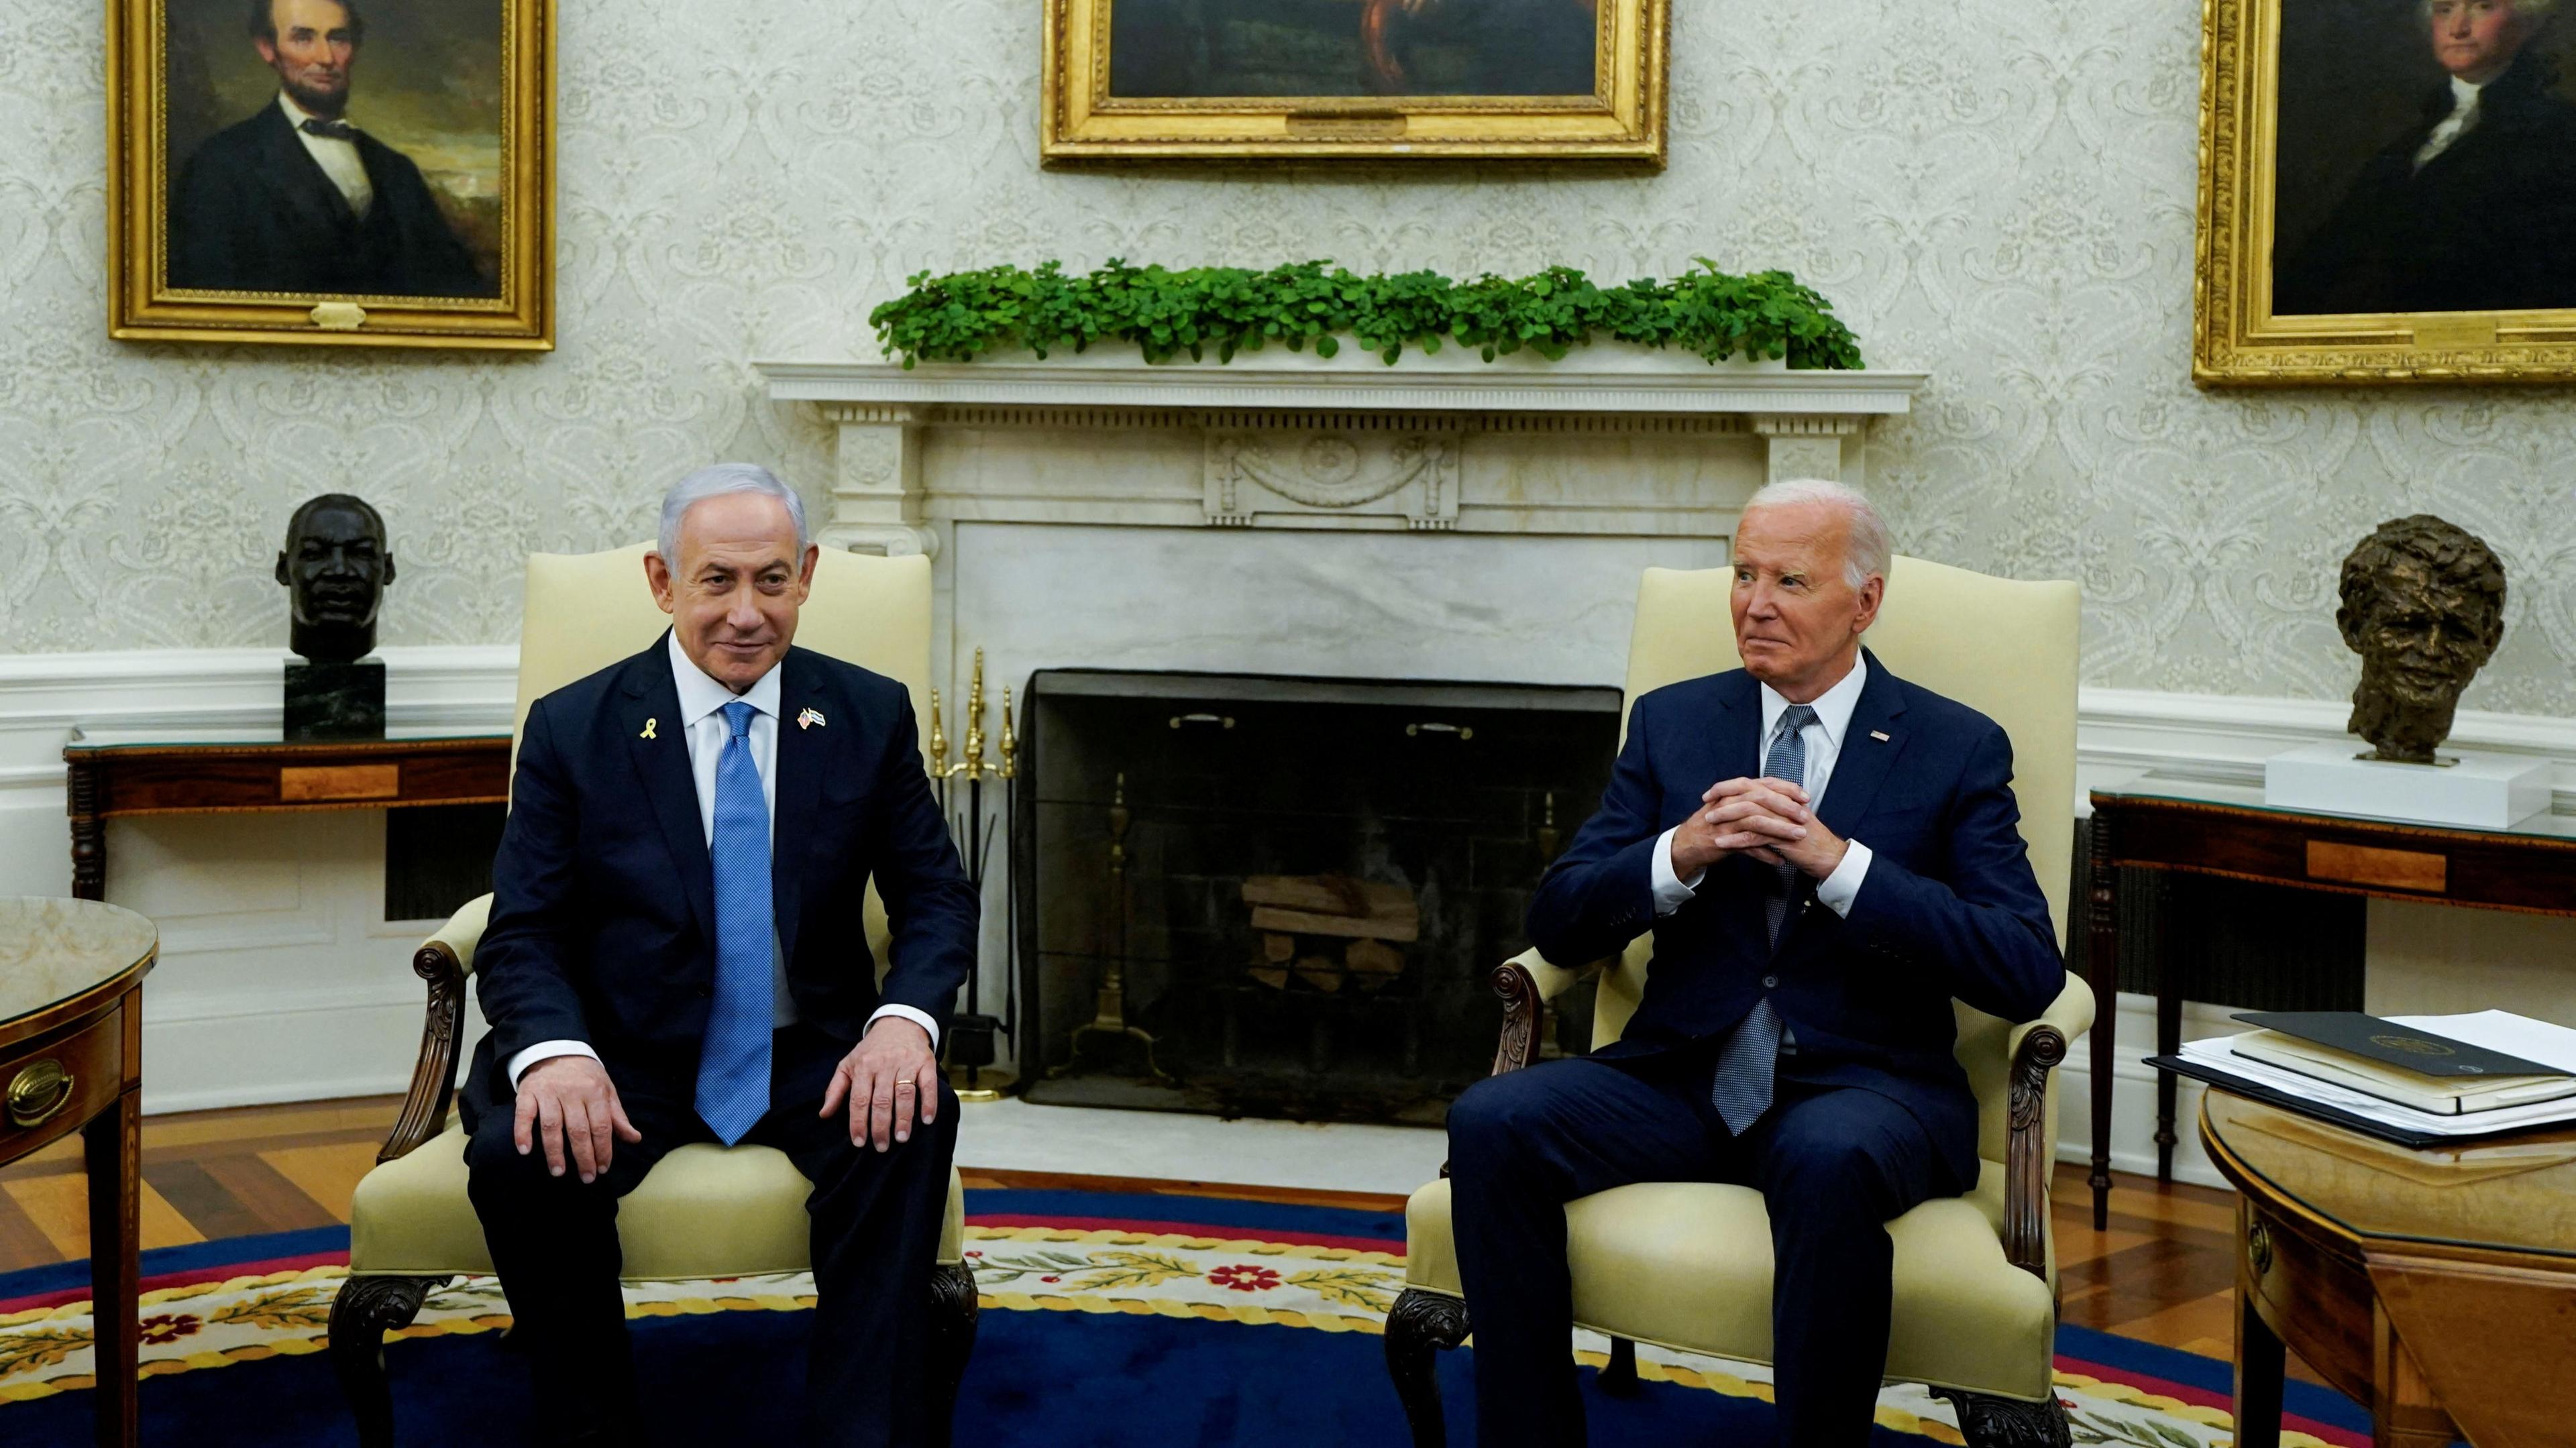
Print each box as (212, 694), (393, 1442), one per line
(85, 1089), (140, 1448)
(924, 1261), (980, 1448)
(2084, 811), (2118, 1231)
(1385, 1288), (1470, 1448)
(2371, 1305), (2458, 1448)
(329, 1275), (447, 1448)
(67, 758), (104, 901)
(2155, 970), (2182, 1184)
(1930, 1388), (2072, 1448)
(2233, 1269), (2285, 1448)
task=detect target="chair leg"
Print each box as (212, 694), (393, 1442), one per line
(1930, 1386), (2073, 1448)
(924, 1261), (980, 1448)
(1385, 1288), (1471, 1448)
(1599, 1335), (1642, 1396)
(329, 1274), (447, 1448)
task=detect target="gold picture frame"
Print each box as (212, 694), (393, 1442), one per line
(2196, 0), (2576, 384)
(108, 0), (553, 349)
(1042, 0), (1668, 166)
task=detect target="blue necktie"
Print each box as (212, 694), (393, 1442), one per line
(694, 700), (773, 1145)
(1709, 704), (1815, 1135)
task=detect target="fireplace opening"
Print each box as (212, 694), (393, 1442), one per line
(1013, 669), (1620, 1125)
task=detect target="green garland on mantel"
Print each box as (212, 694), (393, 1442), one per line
(867, 259), (1864, 371)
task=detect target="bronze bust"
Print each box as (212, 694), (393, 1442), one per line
(276, 494), (396, 665)
(2334, 515), (2506, 765)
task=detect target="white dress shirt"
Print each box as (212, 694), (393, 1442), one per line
(2416, 76), (2484, 172)
(1651, 655), (1874, 918)
(277, 91), (374, 217)
(506, 633), (939, 1087)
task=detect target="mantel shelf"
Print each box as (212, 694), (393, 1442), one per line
(753, 357), (1927, 417)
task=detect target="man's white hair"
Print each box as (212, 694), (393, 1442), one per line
(657, 462), (810, 562)
(1739, 477), (1892, 592)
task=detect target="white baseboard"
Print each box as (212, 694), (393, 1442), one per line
(0, 645), (2564, 1119)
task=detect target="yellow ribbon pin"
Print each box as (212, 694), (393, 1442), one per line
(641, 717), (659, 740)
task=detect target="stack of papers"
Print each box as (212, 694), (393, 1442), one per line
(2167, 1011), (2576, 1144)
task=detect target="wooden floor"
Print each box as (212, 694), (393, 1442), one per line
(1, 1095), (2287, 1378)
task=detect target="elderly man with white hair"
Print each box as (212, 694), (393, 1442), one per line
(460, 463), (977, 1446)
(1443, 479), (2067, 1448)
(2277, 0), (2576, 314)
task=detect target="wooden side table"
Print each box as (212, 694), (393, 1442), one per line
(64, 733), (510, 900)
(0, 897), (157, 1448)
(2202, 1090), (2576, 1448)
(2086, 777), (2576, 1228)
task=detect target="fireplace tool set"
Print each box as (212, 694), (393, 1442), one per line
(929, 648), (1018, 1100)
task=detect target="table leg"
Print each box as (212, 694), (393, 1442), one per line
(2085, 812), (2118, 1230)
(2371, 1306), (2458, 1448)
(85, 1087), (141, 1448)
(2155, 977), (2182, 1183)
(67, 759), (105, 901)
(2233, 1284), (2285, 1448)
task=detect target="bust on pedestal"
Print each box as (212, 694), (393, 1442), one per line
(276, 494), (396, 740)
(2267, 515), (2547, 827)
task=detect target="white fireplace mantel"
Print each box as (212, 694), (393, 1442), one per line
(754, 355), (1929, 555)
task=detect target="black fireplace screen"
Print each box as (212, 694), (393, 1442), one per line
(1014, 669), (1620, 1125)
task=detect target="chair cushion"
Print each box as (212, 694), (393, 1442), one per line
(347, 1126), (966, 1280)
(1401, 1171), (2055, 1400)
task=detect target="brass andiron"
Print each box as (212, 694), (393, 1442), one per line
(1056, 772), (1169, 1082)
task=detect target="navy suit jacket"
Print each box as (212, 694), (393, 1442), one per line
(1527, 651), (2065, 1186)
(168, 101), (492, 297)
(461, 636), (978, 1124)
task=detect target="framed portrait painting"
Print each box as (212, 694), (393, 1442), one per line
(2198, 0), (2576, 383)
(108, 0), (553, 349)
(1042, 0), (1669, 165)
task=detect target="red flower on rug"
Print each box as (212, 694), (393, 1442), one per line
(1208, 1265), (1281, 1293)
(138, 1315), (202, 1345)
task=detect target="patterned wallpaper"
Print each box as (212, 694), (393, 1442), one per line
(2, 0), (2571, 716)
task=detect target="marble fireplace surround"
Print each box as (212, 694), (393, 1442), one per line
(757, 355), (1927, 1050)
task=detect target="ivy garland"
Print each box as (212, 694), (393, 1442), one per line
(867, 259), (1864, 371)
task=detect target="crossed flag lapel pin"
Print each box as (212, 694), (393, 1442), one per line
(797, 707), (826, 731)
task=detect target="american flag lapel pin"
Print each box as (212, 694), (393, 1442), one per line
(1870, 730), (1890, 742)
(798, 707), (826, 731)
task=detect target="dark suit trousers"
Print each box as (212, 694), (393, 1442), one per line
(1445, 1048), (1958, 1448)
(464, 1025), (959, 1447)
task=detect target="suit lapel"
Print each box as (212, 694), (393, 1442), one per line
(770, 649), (823, 968)
(1814, 649), (1911, 843)
(623, 638), (716, 947)
(254, 104), (359, 235)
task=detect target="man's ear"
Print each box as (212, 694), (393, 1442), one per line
(381, 552), (396, 588)
(795, 543), (819, 600)
(254, 37), (278, 67)
(274, 550), (290, 586)
(643, 551), (678, 616)
(1850, 574), (1885, 636)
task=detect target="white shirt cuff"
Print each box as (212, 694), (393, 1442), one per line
(868, 1003), (941, 1048)
(506, 1039), (598, 1089)
(1815, 838), (1872, 917)
(1651, 825), (1705, 916)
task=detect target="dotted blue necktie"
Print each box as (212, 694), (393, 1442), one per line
(1709, 704), (1815, 1135)
(694, 700), (773, 1145)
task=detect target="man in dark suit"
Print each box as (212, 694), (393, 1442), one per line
(2276, 0), (2576, 315)
(462, 463), (978, 1445)
(169, 0), (490, 296)
(1444, 478), (2066, 1448)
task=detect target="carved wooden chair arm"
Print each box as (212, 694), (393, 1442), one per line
(1487, 947), (1590, 1078)
(1999, 974), (2094, 1284)
(378, 893), (492, 1164)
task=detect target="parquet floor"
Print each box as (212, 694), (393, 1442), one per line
(0, 1095), (2296, 1379)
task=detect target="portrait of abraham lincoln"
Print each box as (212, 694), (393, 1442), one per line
(160, 0), (504, 300)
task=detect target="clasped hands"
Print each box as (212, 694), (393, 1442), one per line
(514, 1017), (942, 1183)
(1668, 775), (1847, 882)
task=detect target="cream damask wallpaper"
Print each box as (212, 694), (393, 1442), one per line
(2, 0), (2571, 715)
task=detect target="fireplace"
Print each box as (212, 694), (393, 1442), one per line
(1014, 669), (1619, 1124)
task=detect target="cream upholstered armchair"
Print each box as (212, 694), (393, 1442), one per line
(1385, 558), (2096, 1448)
(327, 544), (976, 1448)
